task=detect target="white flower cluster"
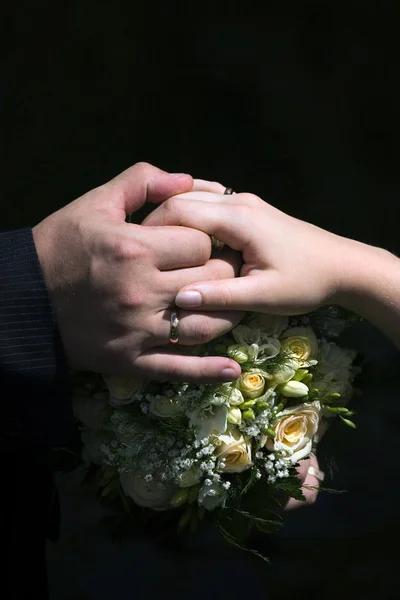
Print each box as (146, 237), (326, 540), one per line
(73, 310), (359, 515)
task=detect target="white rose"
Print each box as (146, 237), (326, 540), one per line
(247, 313), (289, 337)
(198, 480), (227, 510)
(215, 430), (252, 473)
(73, 392), (110, 429)
(120, 470), (175, 509)
(266, 401), (321, 464)
(313, 342), (356, 402)
(149, 395), (185, 418)
(280, 327), (318, 362)
(103, 374), (142, 405)
(188, 405), (228, 441)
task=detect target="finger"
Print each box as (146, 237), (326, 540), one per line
(192, 179), (227, 193)
(152, 309), (244, 347)
(108, 162), (194, 216)
(142, 198), (249, 252)
(133, 351), (241, 383)
(163, 246), (242, 289)
(285, 455), (320, 510)
(175, 275), (271, 312)
(140, 226), (212, 270)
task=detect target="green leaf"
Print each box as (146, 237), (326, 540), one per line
(218, 524), (270, 564)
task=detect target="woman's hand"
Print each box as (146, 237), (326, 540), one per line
(143, 183), (355, 316)
(144, 180), (400, 348)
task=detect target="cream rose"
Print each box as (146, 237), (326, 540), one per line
(120, 470), (175, 509)
(238, 371), (266, 399)
(280, 327), (318, 362)
(266, 401), (321, 463)
(103, 374), (142, 405)
(215, 430), (252, 473)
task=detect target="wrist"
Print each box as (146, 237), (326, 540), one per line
(332, 239), (400, 345)
(334, 241), (393, 309)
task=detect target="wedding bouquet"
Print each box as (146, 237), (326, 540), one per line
(73, 307), (360, 560)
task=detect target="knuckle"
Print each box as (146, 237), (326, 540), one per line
(304, 489), (318, 506)
(240, 192), (261, 205)
(117, 286), (145, 310)
(112, 235), (148, 263)
(134, 161), (152, 177)
(162, 197), (182, 215)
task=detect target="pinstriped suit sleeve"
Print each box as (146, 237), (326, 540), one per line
(0, 228), (76, 451)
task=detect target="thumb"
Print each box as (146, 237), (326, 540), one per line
(175, 274), (270, 312)
(109, 161), (193, 215)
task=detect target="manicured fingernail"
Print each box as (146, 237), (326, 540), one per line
(222, 368), (239, 381)
(170, 172), (186, 178)
(175, 290), (202, 308)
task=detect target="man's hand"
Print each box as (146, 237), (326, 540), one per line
(33, 163), (242, 382)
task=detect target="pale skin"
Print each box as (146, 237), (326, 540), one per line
(143, 180), (400, 350)
(143, 179), (400, 507)
(32, 164), (244, 383)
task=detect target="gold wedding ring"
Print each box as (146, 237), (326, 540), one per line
(169, 311), (180, 344)
(307, 465), (325, 482)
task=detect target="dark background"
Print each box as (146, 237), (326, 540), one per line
(3, 2), (400, 598)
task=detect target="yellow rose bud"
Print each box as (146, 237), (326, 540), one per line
(227, 407), (242, 425)
(176, 466), (201, 488)
(188, 484), (200, 504)
(292, 369), (309, 382)
(239, 399), (256, 409)
(242, 408), (255, 420)
(227, 344), (250, 364)
(228, 388), (245, 406)
(278, 380), (309, 398)
(239, 372), (266, 399)
(171, 488), (189, 508)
